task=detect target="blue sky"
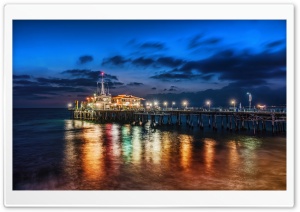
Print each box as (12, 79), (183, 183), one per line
(13, 20), (286, 108)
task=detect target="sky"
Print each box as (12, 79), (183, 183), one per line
(13, 20), (286, 108)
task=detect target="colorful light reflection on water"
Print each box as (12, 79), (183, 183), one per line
(56, 120), (286, 190)
(13, 109), (286, 190)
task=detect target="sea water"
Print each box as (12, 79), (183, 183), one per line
(13, 108), (286, 190)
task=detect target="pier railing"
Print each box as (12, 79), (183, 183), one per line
(68, 108), (286, 134)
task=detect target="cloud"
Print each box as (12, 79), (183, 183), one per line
(201, 74), (214, 80)
(36, 77), (94, 87)
(157, 57), (185, 68)
(225, 79), (269, 88)
(127, 82), (144, 86)
(13, 70), (124, 106)
(265, 39), (285, 49)
(13, 74), (31, 79)
(102, 54), (185, 69)
(150, 72), (194, 81)
(150, 47), (286, 87)
(169, 85), (178, 91)
(36, 76), (124, 89)
(105, 81), (124, 89)
(188, 34), (221, 49)
(150, 70), (210, 81)
(13, 85), (88, 97)
(188, 34), (204, 49)
(13, 80), (38, 85)
(61, 69), (118, 81)
(132, 57), (155, 66)
(61, 69), (98, 79)
(102, 55), (131, 66)
(140, 42), (165, 50)
(151, 87), (156, 90)
(78, 55), (93, 64)
(181, 48), (285, 80)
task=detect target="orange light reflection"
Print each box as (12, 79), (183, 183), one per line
(179, 134), (193, 170)
(81, 124), (104, 182)
(203, 138), (216, 174)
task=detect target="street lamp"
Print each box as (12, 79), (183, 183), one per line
(172, 101), (175, 109)
(206, 101), (211, 111)
(154, 101), (158, 110)
(247, 92), (252, 110)
(231, 100), (236, 111)
(164, 101), (168, 109)
(183, 101), (187, 109)
(68, 103), (72, 108)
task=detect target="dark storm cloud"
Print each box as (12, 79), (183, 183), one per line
(150, 70), (210, 81)
(152, 48), (286, 82)
(132, 57), (155, 66)
(188, 34), (221, 49)
(13, 74), (31, 79)
(37, 76), (123, 89)
(127, 82), (144, 86)
(169, 85), (178, 91)
(27, 95), (52, 100)
(78, 55), (93, 64)
(201, 74), (214, 80)
(61, 69), (118, 81)
(188, 34), (204, 49)
(106, 81), (124, 89)
(225, 79), (269, 88)
(102, 55), (185, 69)
(157, 57), (185, 68)
(61, 69), (97, 79)
(13, 71), (123, 102)
(36, 77), (95, 87)
(102, 55), (131, 66)
(265, 39), (285, 48)
(140, 42), (165, 50)
(13, 80), (38, 85)
(150, 73), (193, 81)
(151, 87), (156, 90)
(13, 85), (88, 97)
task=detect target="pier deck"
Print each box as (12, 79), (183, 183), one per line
(68, 109), (286, 134)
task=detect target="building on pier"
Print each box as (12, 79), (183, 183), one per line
(76, 71), (145, 110)
(83, 72), (112, 110)
(112, 94), (145, 109)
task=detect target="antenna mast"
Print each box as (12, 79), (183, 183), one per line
(100, 71), (105, 95)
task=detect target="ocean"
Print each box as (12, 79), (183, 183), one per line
(13, 108), (286, 190)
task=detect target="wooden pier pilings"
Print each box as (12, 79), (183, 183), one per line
(69, 109), (286, 134)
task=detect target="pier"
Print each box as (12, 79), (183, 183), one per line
(69, 109), (286, 134)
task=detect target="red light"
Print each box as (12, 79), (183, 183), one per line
(100, 71), (104, 76)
